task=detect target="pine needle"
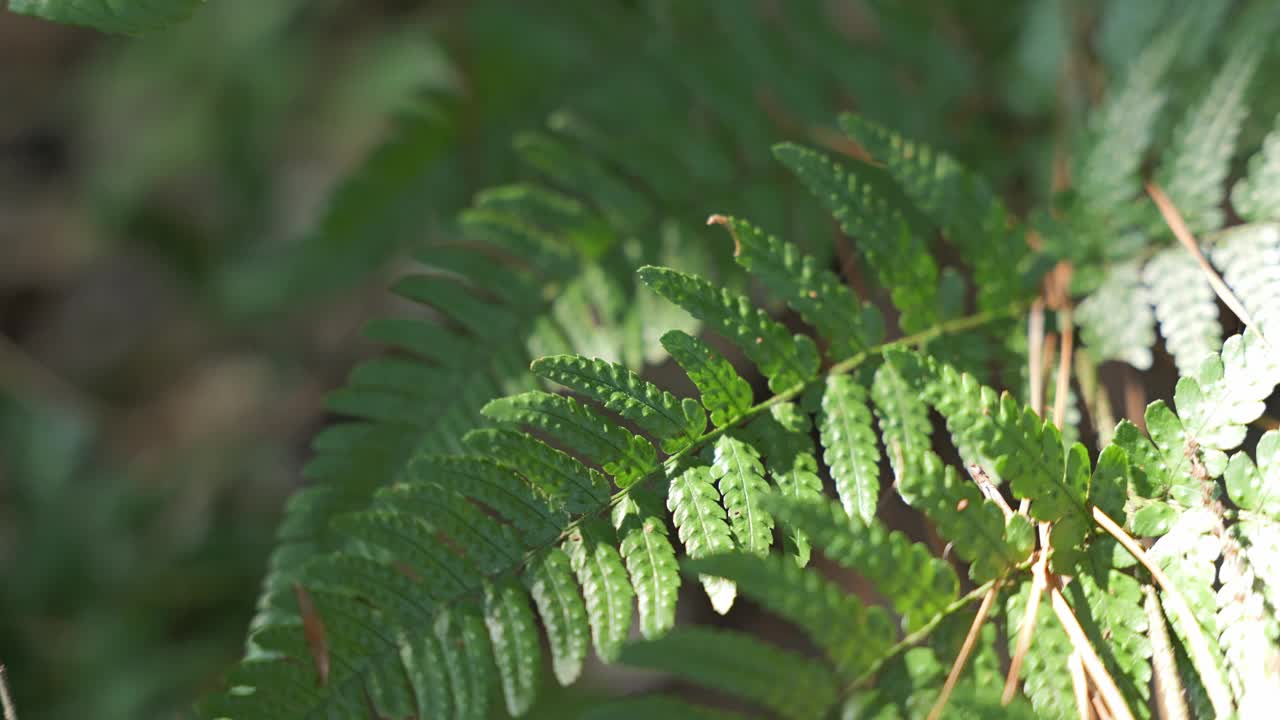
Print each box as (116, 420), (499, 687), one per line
(926, 582), (1001, 720)
(1143, 585), (1189, 720)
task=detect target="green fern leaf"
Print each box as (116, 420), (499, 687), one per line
(888, 348), (1090, 567)
(616, 626), (838, 720)
(1074, 24), (1179, 218)
(837, 114), (1032, 311)
(409, 456), (566, 546)
(435, 606), (496, 720)
(514, 132), (651, 231)
(332, 511), (477, 596)
(710, 434), (775, 556)
(563, 519), (635, 664)
(716, 214), (884, 359)
(686, 553), (895, 680)
(1232, 116), (1280, 221)
(819, 374), (882, 524)
(583, 696), (752, 720)
(1143, 248), (1221, 375)
(1174, 330), (1280, 475)
(1155, 28), (1265, 234)
(301, 555), (435, 626)
(481, 391), (657, 488)
(531, 354), (706, 452)
(638, 266), (820, 392)
(463, 429), (611, 514)
(773, 142), (939, 333)
(1212, 223), (1280, 344)
(660, 329), (754, 427)
(376, 485), (524, 575)
(613, 489), (681, 639)
(667, 463), (738, 614)
(745, 403), (824, 565)
(525, 548), (590, 686)
(1224, 430), (1280, 516)
(870, 360), (932, 482)
(7, 0), (203, 33)
(1077, 260), (1155, 370)
(767, 496), (959, 630)
(401, 633), (454, 719)
(903, 453), (1031, 582)
(482, 579), (541, 716)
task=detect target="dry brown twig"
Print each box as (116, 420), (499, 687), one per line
(1068, 651), (1093, 720)
(0, 664), (16, 720)
(926, 582), (1002, 720)
(1048, 581), (1135, 720)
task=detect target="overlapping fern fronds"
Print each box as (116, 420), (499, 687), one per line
(201, 5), (1280, 719)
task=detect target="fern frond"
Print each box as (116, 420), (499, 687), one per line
(661, 329), (754, 428)
(1074, 24), (1180, 219)
(613, 489), (681, 639)
(838, 114), (1033, 312)
(531, 354), (706, 452)
(616, 626), (838, 720)
(766, 496), (959, 630)
(7, 0), (202, 33)
(1142, 248), (1221, 375)
(686, 553), (895, 680)
(483, 578), (541, 716)
(525, 547), (590, 686)
(1232, 115), (1280, 221)
(481, 391), (658, 487)
(1076, 260), (1155, 370)
(1154, 28), (1265, 234)
(772, 142), (940, 333)
(462, 428), (611, 514)
(667, 463), (739, 614)
(745, 403), (825, 566)
(715, 214), (884, 359)
(818, 374), (882, 524)
(710, 434), (775, 556)
(434, 605), (497, 720)
(408, 455), (566, 545)
(638, 266), (820, 392)
(1211, 222), (1280, 343)
(582, 696), (752, 720)
(887, 348), (1091, 569)
(563, 518), (635, 664)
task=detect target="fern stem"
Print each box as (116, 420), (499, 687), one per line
(926, 582), (1000, 720)
(0, 663), (15, 720)
(1091, 507), (1233, 718)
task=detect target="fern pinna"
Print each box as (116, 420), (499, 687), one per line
(204, 17), (1280, 720)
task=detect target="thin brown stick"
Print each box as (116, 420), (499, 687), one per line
(1054, 302), (1075, 430)
(1091, 507), (1233, 717)
(967, 464), (1015, 520)
(0, 664), (16, 720)
(1091, 693), (1115, 720)
(1122, 367), (1146, 431)
(1003, 551), (1049, 704)
(1144, 585), (1189, 720)
(1068, 651), (1093, 720)
(926, 583), (1001, 720)
(1029, 299), (1047, 417)
(1047, 583), (1135, 720)
(1146, 182), (1261, 336)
